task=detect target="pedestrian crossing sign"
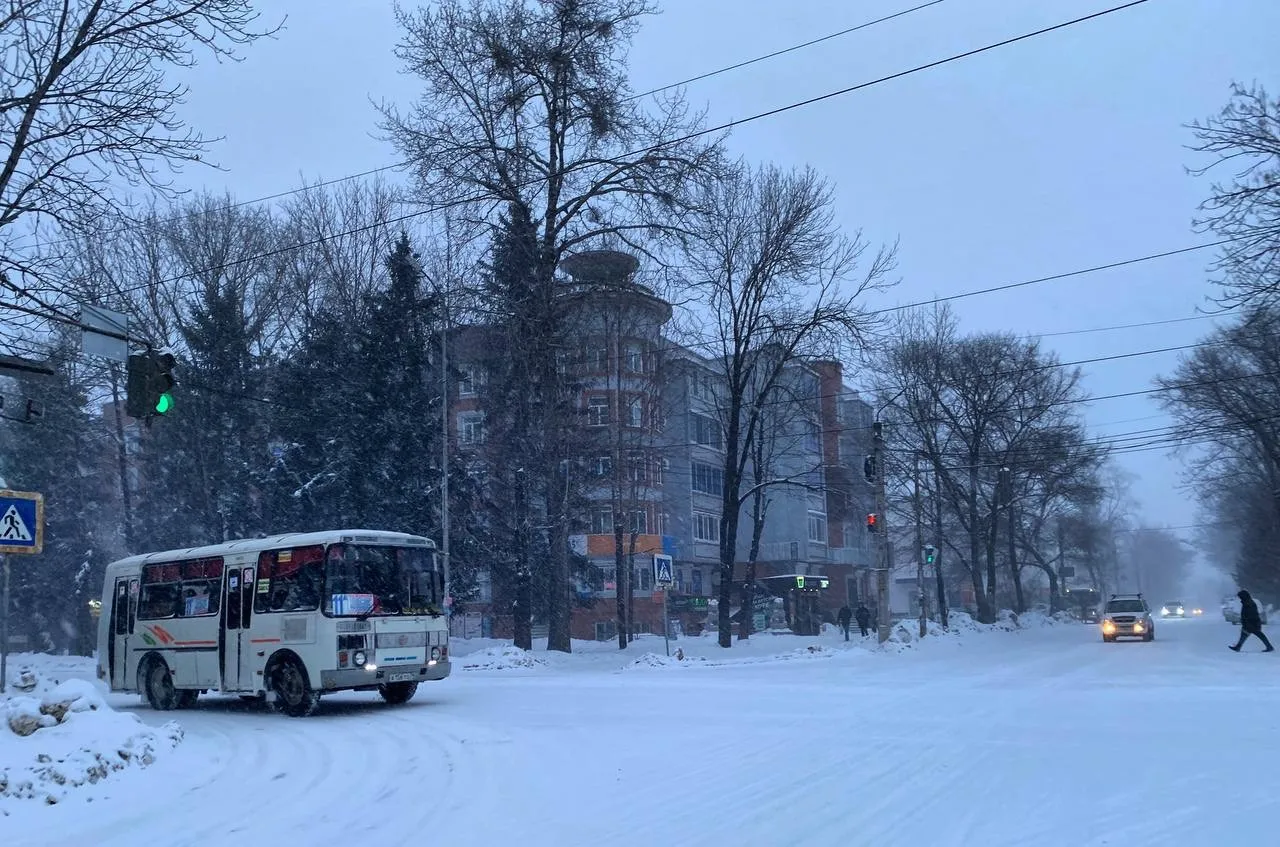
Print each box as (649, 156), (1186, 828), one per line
(653, 554), (674, 585)
(0, 490), (43, 555)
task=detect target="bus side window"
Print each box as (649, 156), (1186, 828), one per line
(114, 582), (130, 635)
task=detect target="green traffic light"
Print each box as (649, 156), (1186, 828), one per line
(155, 392), (173, 414)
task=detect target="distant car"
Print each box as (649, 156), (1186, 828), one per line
(1160, 601), (1186, 618)
(1192, 607), (1204, 616)
(1082, 608), (1099, 623)
(1101, 594), (1155, 642)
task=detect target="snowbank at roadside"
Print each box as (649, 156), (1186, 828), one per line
(458, 645), (549, 671)
(1, 660), (182, 812)
(450, 607), (1075, 671)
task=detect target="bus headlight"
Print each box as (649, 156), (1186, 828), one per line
(353, 650), (368, 667)
(430, 646), (441, 661)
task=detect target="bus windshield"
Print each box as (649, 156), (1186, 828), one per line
(323, 543), (442, 617)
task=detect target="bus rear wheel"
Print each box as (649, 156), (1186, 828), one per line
(378, 681), (418, 705)
(270, 657), (320, 717)
(143, 658), (183, 711)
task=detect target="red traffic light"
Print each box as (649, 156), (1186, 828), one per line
(866, 513), (878, 532)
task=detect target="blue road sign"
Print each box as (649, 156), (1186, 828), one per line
(0, 489), (43, 554)
(653, 553), (674, 585)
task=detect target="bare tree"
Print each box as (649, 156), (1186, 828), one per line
(1160, 306), (1280, 600)
(0, 0), (275, 299)
(1187, 83), (1280, 309)
(680, 161), (893, 647)
(380, 0), (719, 653)
(879, 308), (1098, 621)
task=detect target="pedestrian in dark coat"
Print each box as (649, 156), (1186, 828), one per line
(1230, 589), (1274, 652)
(854, 603), (871, 637)
(837, 606), (852, 641)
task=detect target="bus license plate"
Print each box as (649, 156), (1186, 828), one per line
(388, 672), (414, 683)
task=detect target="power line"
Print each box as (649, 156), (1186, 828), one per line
(628, 0), (947, 100)
(13, 1), (946, 255)
(870, 236), (1270, 316)
(12, 0), (1154, 302)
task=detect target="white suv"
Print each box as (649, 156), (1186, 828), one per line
(1101, 594), (1155, 642)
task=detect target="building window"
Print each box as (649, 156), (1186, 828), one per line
(458, 365), (483, 397)
(656, 459), (668, 486)
(591, 508), (614, 535)
(634, 565), (653, 591)
(691, 568), (704, 596)
(592, 347), (609, 372)
(476, 571), (493, 603)
(629, 510), (649, 535)
(626, 397), (643, 428)
(459, 413), (485, 445)
(693, 511), (720, 543)
(805, 419), (821, 452)
(675, 568), (685, 593)
(556, 351), (569, 378)
(627, 453), (647, 484)
(624, 344), (643, 373)
(594, 456), (612, 477)
(658, 511), (670, 536)
(691, 462), (724, 496)
(691, 413), (723, 450)
(587, 396), (609, 426)
(808, 512), (827, 544)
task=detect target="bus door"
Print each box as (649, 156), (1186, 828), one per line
(109, 576), (138, 689)
(220, 565), (255, 691)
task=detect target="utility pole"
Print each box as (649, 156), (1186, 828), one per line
(872, 421), (891, 643)
(931, 465), (948, 629)
(440, 293), (452, 621)
(914, 453), (926, 638)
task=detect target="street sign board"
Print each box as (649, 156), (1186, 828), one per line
(80, 304), (129, 362)
(0, 489), (43, 554)
(653, 553), (674, 585)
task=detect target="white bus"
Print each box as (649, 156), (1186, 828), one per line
(96, 529), (450, 716)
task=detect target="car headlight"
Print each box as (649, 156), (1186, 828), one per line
(1102, 620), (1116, 632)
(1134, 623), (1145, 633)
(353, 650), (368, 667)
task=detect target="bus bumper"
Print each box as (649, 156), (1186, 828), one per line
(320, 660), (451, 691)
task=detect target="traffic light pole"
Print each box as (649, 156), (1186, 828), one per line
(914, 453), (926, 639)
(873, 421), (891, 644)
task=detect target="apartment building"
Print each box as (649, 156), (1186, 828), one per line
(449, 249), (878, 641)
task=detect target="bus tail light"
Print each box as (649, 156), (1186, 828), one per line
(338, 651), (349, 667)
(440, 645), (448, 660)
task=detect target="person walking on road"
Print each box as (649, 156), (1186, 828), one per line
(1230, 589), (1274, 652)
(854, 603), (871, 638)
(837, 605), (852, 641)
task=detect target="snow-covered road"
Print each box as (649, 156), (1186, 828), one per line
(12, 616), (1277, 846)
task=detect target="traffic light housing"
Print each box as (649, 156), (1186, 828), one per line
(863, 455), (877, 483)
(866, 513), (878, 533)
(924, 545), (937, 565)
(126, 350), (176, 421)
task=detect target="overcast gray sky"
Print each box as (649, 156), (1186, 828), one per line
(167, 0), (1279, 551)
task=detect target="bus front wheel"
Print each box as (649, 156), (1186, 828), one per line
(378, 681), (418, 705)
(269, 656), (320, 717)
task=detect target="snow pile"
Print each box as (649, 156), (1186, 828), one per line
(459, 645), (548, 671)
(626, 652), (705, 670)
(1014, 609), (1074, 629)
(1, 669), (183, 810)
